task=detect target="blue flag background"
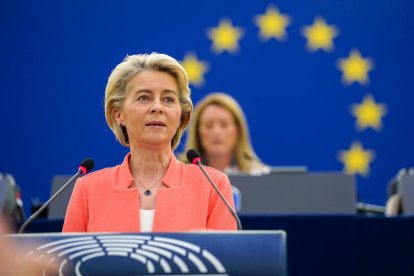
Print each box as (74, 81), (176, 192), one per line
(1, 0), (413, 215)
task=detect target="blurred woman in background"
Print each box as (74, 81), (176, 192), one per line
(181, 92), (270, 175)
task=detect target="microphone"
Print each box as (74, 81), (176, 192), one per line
(186, 149), (242, 230)
(18, 158), (95, 233)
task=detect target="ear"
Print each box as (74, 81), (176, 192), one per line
(114, 108), (124, 125)
(179, 112), (187, 129)
(178, 114), (183, 127)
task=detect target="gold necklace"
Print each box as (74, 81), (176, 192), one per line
(134, 174), (164, 196)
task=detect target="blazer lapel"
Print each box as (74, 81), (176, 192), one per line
(152, 155), (185, 231)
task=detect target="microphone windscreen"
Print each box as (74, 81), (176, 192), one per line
(79, 158), (95, 173)
(186, 149), (200, 164)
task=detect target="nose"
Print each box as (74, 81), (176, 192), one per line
(150, 99), (164, 114)
(211, 124), (222, 135)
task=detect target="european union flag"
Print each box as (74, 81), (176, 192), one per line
(0, 0), (413, 211)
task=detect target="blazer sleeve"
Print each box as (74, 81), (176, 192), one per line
(206, 173), (237, 230)
(62, 178), (88, 232)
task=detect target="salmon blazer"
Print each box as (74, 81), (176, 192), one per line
(63, 153), (237, 232)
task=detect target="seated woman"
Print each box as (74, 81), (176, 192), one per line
(63, 53), (236, 232)
(181, 93), (270, 176)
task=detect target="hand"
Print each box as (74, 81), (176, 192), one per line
(0, 219), (58, 276)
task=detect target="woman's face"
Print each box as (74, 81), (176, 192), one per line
(198, 104), (238, 157)
(115, 70), (182, 149)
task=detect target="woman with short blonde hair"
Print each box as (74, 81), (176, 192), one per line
(64, 54), (237, 233)
(105, 53), (192, 149)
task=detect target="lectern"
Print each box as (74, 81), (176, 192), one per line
(9, 230), (287, 275)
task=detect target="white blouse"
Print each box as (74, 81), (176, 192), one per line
(140, 209), (155, 232)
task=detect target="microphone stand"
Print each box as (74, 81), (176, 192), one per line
(195, 161), (243, 230)
(18, 171), (81, 233)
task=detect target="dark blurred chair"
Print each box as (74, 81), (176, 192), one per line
(0, 173), (24, 219)
(385, 167), (414, 216)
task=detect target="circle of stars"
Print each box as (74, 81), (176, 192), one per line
(180, 4), (388, 178)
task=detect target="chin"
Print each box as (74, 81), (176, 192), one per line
(143, 135), (173, 147)
(206, 148), (230, 156)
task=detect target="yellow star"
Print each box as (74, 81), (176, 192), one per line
(181, 53), (209, 87)
(338, 141), (375, 177)
(254, 5), (291, 41)
(302, 16), (339, 52)
(351, 94), (387, 131)
(207, 18), (244, 54)
(337, 49), (374, 85)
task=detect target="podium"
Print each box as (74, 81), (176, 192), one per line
(8, 230), (287, 275)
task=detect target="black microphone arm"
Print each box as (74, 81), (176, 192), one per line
(187, 150), (242, 230)
(19, 158), (94, 233)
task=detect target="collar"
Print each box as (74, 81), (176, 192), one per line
(116, 152), (182, 189)
(161, 154), (182, 188)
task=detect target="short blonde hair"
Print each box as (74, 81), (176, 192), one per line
(104, 53), (193, 149)
(182, 92), (264, 173)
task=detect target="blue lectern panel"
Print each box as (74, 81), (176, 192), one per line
(9, 230), (287, 276)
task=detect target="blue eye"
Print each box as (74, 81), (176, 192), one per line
(137, 95), (150, 101)
(164, 96), (175, 103)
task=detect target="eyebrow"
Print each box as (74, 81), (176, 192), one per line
(133, 89), (178, 95)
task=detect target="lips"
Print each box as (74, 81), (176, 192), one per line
(145, 121), (166, 127)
